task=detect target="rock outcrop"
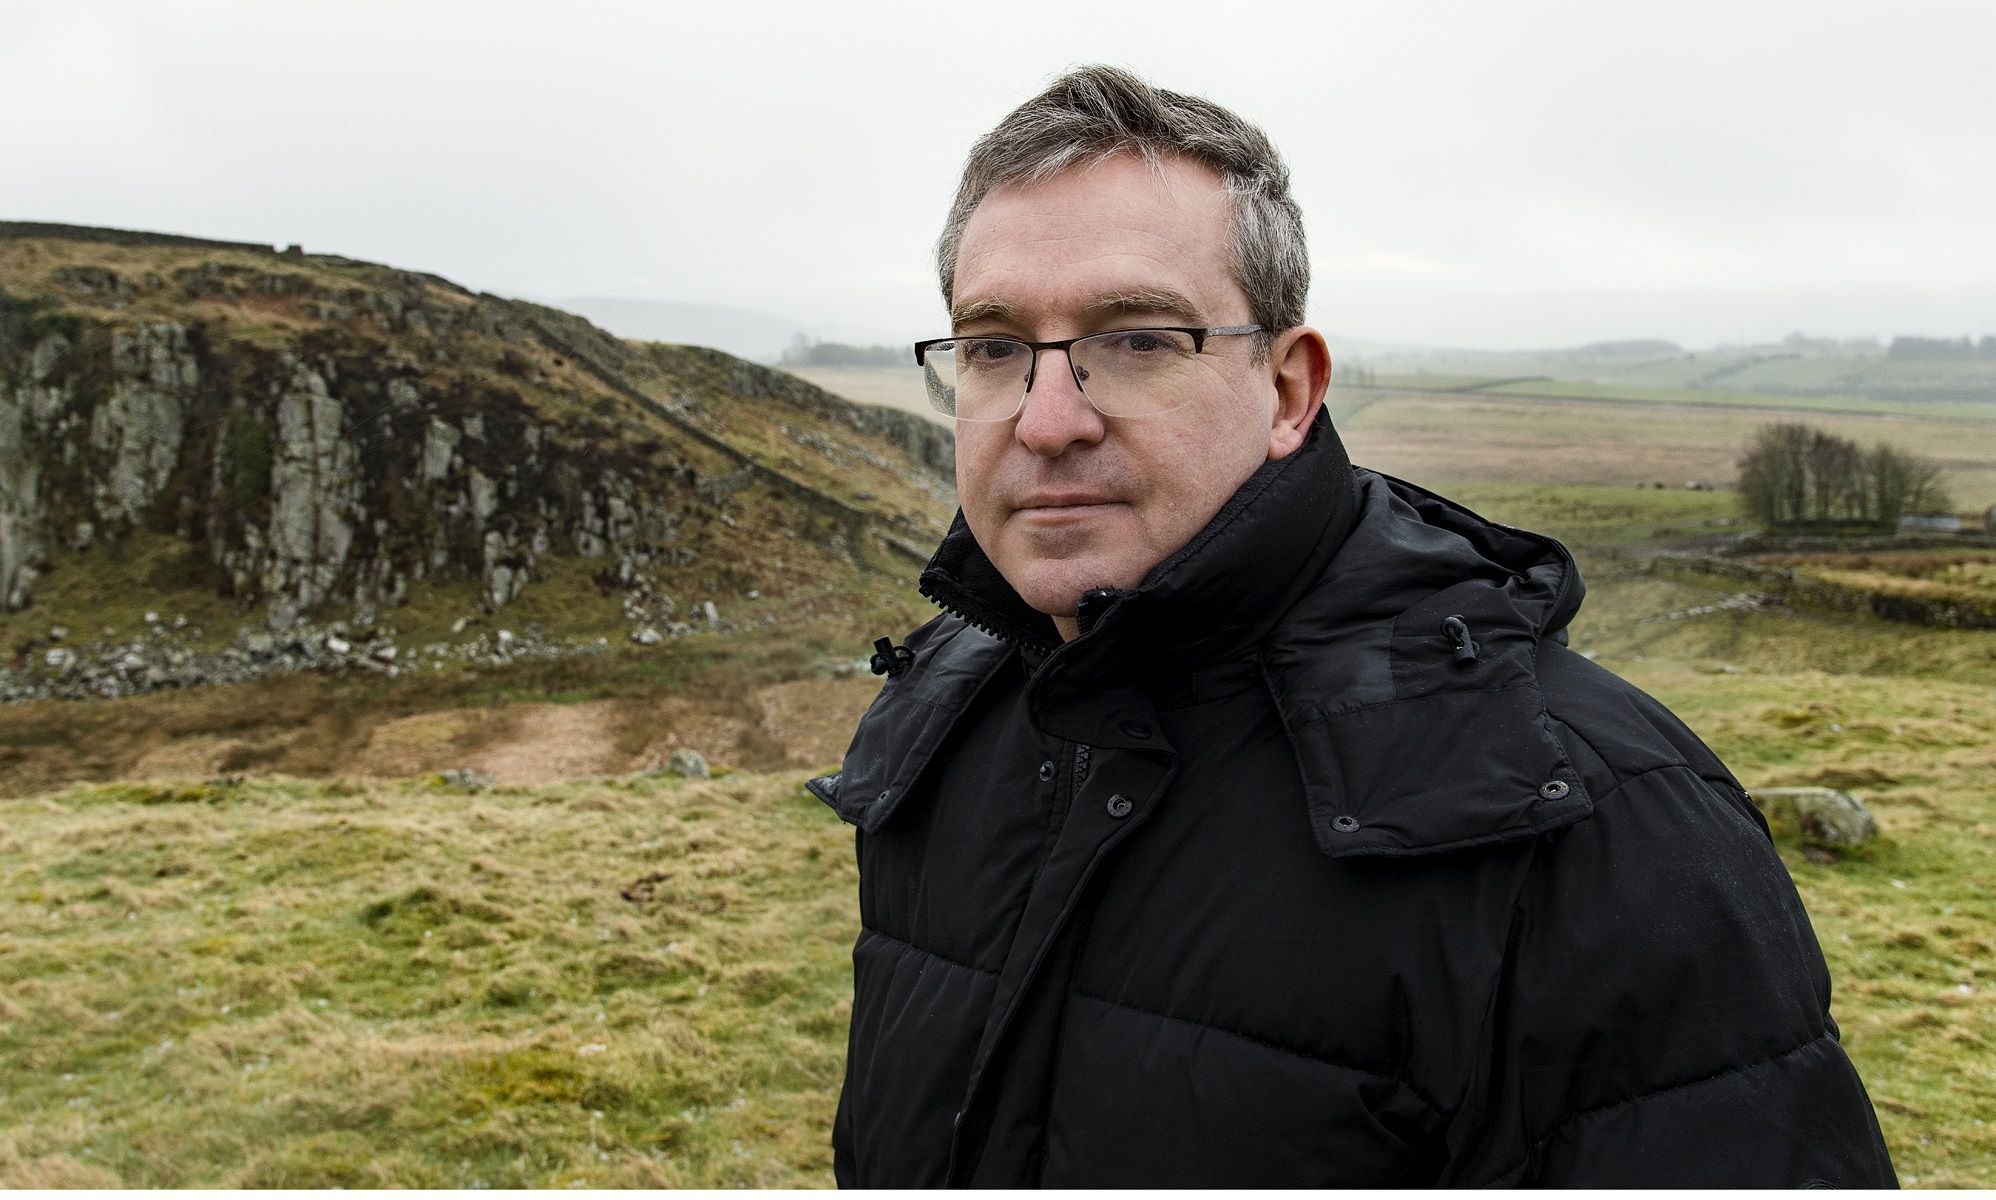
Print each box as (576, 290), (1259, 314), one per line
(0, 222), (954, 638)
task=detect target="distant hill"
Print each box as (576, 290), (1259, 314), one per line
(556, 296), (815, 364)
(1360, 336), (1996, 406)
(1576, 338), (1684, 358)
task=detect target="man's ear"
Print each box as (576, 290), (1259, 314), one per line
(1267, 326), (1331, 461)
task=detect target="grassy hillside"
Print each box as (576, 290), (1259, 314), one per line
(1, 226), (952, 792)
(0, 225), (954, 661)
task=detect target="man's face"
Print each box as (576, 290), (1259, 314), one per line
(949, 153), (1288, 636)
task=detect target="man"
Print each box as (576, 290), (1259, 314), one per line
(808, 66), (1896, 1187)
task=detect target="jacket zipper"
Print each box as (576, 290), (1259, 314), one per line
(917, 574), (1059, 653)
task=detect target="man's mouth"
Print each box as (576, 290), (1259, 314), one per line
(1013, 493), (1123, 518)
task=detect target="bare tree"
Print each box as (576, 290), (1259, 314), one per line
(1739, 423), (1952, 528)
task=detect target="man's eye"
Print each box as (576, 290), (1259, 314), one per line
(1097, 330), (1185, 355)
(961, 340), (1022, 367)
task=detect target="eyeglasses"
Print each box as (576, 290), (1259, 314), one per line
(913, 325), (1264, 421)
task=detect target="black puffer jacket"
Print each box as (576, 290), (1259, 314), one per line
(808, 417), (1896, 1187)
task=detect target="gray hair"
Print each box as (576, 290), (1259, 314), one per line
(936, 65), (1308, 361)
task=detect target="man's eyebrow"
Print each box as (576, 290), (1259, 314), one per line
(949, 298), (1025, 329)
(1083, 288), (1205, 324)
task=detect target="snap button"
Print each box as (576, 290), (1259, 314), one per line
(1119, 720), (1152, 740)
(1105, 794), (1134, 819)
(1539, 780), (1570, 800)
(1038, 760), (1055, 782)
(1331, 814), (1360, 833)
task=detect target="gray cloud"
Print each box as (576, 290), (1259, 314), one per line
(4, 0), (1991, 350)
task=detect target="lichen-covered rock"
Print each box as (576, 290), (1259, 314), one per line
(421, 417), (459, 482)
(0, 389), (44, 607)
(663, 748), (709, 778)
(91, 323), (194, 524)
(1751, 786), (1880, 848)
(265, 361), (360, 607)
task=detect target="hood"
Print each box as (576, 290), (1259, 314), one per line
(1260, 473), (1593, 856)
(875, 415), (1597, 858)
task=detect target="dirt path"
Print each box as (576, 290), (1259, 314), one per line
(55, 677), (886, 792)
(462, 702), (624, 786)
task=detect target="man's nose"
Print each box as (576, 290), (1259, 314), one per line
(1015, 346), (1104, 456)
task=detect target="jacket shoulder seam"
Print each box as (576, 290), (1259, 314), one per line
(1069, 986), (1444, 1113)
(1543, 708), (1617, 784)
(1582, 758), (1742, 811)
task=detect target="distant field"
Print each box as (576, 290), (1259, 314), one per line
(782, 367), (1996, 511)
(1367, 374), (1996, 422)
(1330, 385), (1996, 511)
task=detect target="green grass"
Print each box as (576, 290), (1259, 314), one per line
(0, 770), (858, 1187)
(1478, 375), (1996, 421)
(1438, 480), (1739, 542)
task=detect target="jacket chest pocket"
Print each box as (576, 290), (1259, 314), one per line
(808, 681), (966, 830)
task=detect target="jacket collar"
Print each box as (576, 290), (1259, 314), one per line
(918, 410), (1364, 674)
(888, 420), (1598, 858)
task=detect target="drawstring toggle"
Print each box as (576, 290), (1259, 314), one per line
(1441, 615), (1481, 666)
(869, 636), (914, 677)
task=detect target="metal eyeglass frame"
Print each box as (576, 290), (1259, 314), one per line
(911, 325), (1264, 420)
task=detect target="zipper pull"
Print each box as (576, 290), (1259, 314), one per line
(1075, 587), (1123, 636)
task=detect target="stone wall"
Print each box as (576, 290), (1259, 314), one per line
(1648, 553), (1996, 630)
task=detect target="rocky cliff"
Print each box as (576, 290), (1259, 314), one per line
(0, 223), (955, 694)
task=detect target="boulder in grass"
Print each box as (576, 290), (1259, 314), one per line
(664, 748), (710, 778)
(1750, 787), (1879, 848)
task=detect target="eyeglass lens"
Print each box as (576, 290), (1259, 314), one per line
(920, 329), (1204, 420)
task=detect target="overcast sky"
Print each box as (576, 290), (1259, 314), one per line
(5, 0), (1993, 351)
